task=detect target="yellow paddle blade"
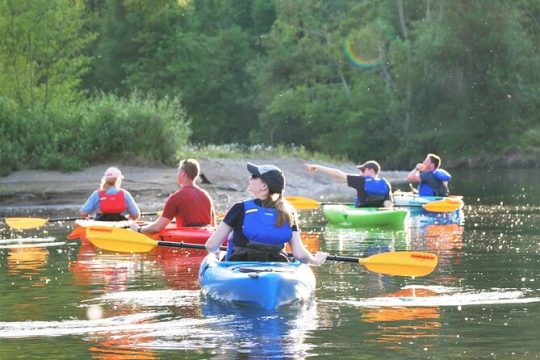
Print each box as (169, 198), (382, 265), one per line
(422, 198), (463, 213)
(358, 252), (438, 277)
(85, 226), (158, 253)
(285, 196), (321, 210)
(5, 217), (49, 230)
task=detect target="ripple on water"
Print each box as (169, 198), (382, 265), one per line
(321, 285), (540, 307)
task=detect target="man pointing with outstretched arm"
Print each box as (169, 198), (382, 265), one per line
(306, 160), (393, 208)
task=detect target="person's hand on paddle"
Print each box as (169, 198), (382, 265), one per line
(311, 251), (329, 266)
(129, 223), (142, 233)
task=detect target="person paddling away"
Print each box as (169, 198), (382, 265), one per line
(305, 161), (393, 208)
(130, 159), (216, 234)
(205, 163), (328, 265)
(80, 167), (141, 221)
(407, 153), (451, 197)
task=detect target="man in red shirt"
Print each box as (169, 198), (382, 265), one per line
(131, 159), (215, 234)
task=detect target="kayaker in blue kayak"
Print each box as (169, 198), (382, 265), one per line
(205, 163), (328, 265)
(305, 161), (393, 208)
(407, 153), (451, 196)
(80, 166), (141, 221)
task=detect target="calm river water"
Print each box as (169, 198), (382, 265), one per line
(0, 169), (539, 359)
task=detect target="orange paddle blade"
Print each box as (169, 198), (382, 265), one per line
(67, 226), (86, 240)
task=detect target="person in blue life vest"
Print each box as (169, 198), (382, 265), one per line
(305, 160), (393, 208)
(407, 153), (451, 197)
(80, 167), (140, 221)
(205, 163), (328, 264)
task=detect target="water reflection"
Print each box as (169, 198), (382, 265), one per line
(87, 345), (158, 360)
(7, 246), (49, 278)
(2, 168), (540, 360)
(408, 207), (464, 227)
(70, 240), (205, 359)
(360, 287), (441, 350)
(70, 239), (163, 293)
(322, 225), (411, 254)
(154, 247), (206, 290)
(411, 223), (464, 278)
(201, 301), (319, 358)
(82, 291), (320, 358)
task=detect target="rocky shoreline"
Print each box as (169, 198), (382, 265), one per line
(0, 157), (410, 216)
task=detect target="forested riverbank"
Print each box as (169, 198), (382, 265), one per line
(1, 1), (539, 176)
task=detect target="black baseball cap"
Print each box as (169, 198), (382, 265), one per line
(247, 163), (285, 194)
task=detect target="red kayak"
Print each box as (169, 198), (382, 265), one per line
(149, 224), (215, 244)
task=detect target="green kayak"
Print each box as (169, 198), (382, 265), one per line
(322, 205), (408, 228)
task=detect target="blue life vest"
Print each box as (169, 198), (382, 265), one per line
(419, 170), (451, 196)
(354, 177), (390, 207)
(225, 199), (292, 260)
(242, 199), (292, 245)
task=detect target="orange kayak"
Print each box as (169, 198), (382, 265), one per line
(68, 220), (216, 245)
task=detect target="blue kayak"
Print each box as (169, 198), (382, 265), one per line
(198, 253), (316, 309)
(393, 192), (445, 207)
(393, 192), (463, 208)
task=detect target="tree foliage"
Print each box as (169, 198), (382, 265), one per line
(1, 0), (539, 174)
(0, 0), (94, 110)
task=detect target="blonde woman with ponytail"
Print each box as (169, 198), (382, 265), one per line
(80, 167), (140, 221)
(205, 163), (327, 265)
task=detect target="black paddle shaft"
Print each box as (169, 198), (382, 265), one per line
(155, 241), (300, 258)
(156, 241), (225, 251)
(49, 217), (85, 223)
(155, 241), (361, 264)
(326, 254), (360, 263)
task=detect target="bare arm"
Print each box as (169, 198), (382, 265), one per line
(407, 163), (423, 183)
(130, 216), (171, 234)
(305, 164), (348, 181)
(289, 232), (328, 265)
(205, 222), (233, 253)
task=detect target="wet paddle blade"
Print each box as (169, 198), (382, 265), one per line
(358, 252), (438, 277)
(5, 217), (49, 230)
(286, 196), (321, 210)
(85, 226), (158, 253)
(67, 226), (86, 240)
(422, 199), (462, 213)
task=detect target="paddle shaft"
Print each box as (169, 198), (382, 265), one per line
(157, 241), (223, 251)
(156, 241), (374, 264)
(47, 217), (84, 223)
(326, 254), (363, 263)
(85, 227), (437, 276)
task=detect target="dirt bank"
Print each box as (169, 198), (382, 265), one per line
(0, 157), (409, 215)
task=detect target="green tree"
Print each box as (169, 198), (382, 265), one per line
(389, 1), (539, 160)
(0, 0), (94, 109)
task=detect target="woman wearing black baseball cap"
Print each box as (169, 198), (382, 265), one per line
(205, 163), (327, 265)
